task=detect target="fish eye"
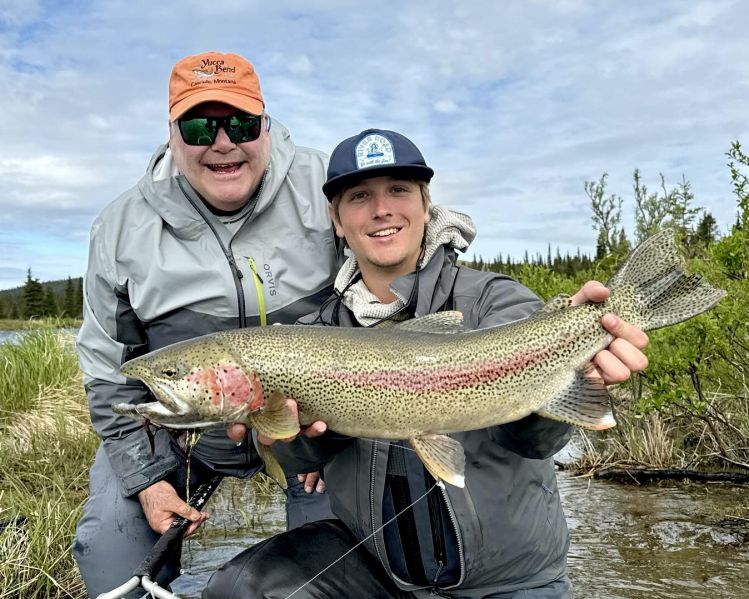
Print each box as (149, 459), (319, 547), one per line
(161, 367), (179, 379)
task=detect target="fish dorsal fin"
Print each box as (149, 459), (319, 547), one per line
(528, 294), (572, 319)
(394, 311), (464, 334)
(256, 442), (288, 489)
(410, 434), (466, 487)
(248, 389), (301, 440)
(536, 364), (616, 430)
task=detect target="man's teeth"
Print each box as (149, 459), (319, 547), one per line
(208, 163), (240, 171)
(370, 228), (399, 237)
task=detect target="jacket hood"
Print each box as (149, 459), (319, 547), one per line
(334, 205), (476, 326)
(136, 118), (296, 236)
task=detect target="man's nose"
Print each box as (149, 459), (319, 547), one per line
(211, 126), (236, 150)
(371, 193), (392, 217)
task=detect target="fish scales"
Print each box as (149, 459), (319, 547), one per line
(113, 230), (726, 487)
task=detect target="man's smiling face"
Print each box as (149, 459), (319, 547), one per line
(170, 101), (270, 212)
(332, 175), (430, 279)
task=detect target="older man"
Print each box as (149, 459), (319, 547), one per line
(74, 51), (339, 597)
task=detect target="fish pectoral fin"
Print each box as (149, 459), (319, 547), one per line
(256, 442), (288, 490)
(536, 364), (615, 430)
(247, 389), (301, 440)
(410, 434), (466, 488)
(393, 311), (465, 334)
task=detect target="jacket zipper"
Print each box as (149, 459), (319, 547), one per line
(177, 178), (247, 329)
(427, 481), (447, 582)
(438, 483), (465, 589)
(369, 440), (388, 569)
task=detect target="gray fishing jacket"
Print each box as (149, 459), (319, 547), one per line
(77, 119), (340, 497)
(275, 224), (573, 595)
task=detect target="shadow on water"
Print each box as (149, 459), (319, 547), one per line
(172, 474), (748, 598)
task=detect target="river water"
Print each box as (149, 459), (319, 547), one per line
(0, 330), (24, 345)
(172, 473), (748, 598)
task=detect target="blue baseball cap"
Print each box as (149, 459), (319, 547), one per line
(322, 129), (434, 200)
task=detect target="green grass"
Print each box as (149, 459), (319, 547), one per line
(0, 330), (95, 598)
(0, 329), (80, 417)
(0, 318), (81, 331)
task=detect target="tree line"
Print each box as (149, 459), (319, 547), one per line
(0, 271), (83, 320)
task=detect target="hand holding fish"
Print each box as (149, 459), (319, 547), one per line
(138, 480), (208, 536)
(569, 280), (650, 384)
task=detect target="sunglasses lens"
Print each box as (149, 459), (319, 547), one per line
(179, 118), (217, 145)
(225, 116), (262, 144)
(178, 115), (262, 146)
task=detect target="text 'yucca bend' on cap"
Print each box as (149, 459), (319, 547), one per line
(322, 129), (435, 200)
(169, 51), (265, 121)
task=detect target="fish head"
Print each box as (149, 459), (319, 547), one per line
(120, 335), (265, 426)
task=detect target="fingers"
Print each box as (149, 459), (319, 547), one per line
(601, 314), (649, 350)
(297, 472), (326, 494)
(227, 423), (248, 443)
(138, 480), (207, 535)
(183, 512), (210, 538)
(301, 421), (327, 438)
(570, 280), (608, 306)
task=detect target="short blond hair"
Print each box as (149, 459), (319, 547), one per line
(330, 179), (431, 223)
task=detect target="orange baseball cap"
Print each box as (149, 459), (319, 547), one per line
(169, 51), (265, 121)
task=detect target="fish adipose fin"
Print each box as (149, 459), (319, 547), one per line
(248, 389), (301, 440)
(256, 442), (288, 489)
(536, 364), (615, 430)
(394, 311), (465, 334)
(606, 229), (726, 330)
(410, 434), (466, 488)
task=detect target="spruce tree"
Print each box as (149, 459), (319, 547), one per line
(23, 269), (45, 318)
(63, 277), (77, 317)
(42, 288), (58, 317)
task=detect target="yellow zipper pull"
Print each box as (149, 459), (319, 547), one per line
(246, 257), (267, 327)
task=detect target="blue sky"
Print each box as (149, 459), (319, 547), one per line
(1, 0), (748, 289)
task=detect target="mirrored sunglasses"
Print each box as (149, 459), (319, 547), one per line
(178, 114), (263, 146)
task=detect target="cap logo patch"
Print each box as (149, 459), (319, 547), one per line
(190, 58), (237, 88)
(355, 134), (395, 170)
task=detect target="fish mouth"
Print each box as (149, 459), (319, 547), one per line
(139, 379), (193, 416)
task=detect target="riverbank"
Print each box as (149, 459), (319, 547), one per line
(563, 385), (749, 478)
(0, 317), (81, 331)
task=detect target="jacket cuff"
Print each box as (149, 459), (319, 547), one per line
(102, 428), (181, 497)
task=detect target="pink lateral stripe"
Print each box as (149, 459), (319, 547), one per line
(313, 346), (555, 393)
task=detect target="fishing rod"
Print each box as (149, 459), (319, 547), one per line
(96, 474), (223, 599)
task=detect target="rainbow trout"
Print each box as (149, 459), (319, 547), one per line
(113, 231), (725, 488)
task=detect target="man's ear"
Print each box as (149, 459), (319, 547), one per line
(328, 204), (345, 238)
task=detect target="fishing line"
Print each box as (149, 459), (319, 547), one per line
(283, 479), (441, 599)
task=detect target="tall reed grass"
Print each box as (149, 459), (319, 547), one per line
(0, 330), (80, 417)
(0, 330), (95, 598)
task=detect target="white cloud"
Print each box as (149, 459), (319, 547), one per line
(0, 0), (748, 289)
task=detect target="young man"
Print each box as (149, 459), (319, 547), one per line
(209, 129), (649, 598)
(73, 52), (338, 597)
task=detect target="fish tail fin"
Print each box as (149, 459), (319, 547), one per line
(606, 230), (725, 331)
